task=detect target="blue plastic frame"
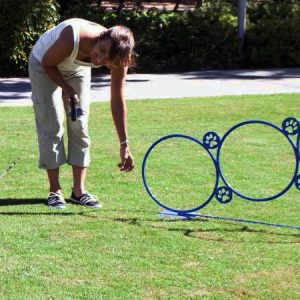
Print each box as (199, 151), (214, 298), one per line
(142, 117), (300, 216)
(142, 134), (219, 214)
(217, 120), (299, 201)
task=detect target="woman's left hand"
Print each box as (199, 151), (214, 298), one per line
(118, 144), (134, 172)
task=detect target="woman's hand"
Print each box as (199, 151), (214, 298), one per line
(62, 85), (78, 105)
(118, 144), (134, 172)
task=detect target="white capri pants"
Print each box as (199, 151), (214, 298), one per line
(28, 53), (91, 169)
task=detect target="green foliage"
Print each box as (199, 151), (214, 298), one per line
(60, 0), (300, 71)
(0, 0), (59, 77)
(2, 0), (300, 76)
(244, 0), (300, 68)
(63, 1), (238, 72)
(59, 0), (103, 19)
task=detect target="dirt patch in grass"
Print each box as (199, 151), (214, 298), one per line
(49, 230), (96, 241)
(143, 287), (210, 298)
(235, 266), (299, 292)
(143, 289), (169, 298)
(182, 261), (203, 269)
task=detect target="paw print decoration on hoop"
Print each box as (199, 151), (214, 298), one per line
(282, 117), (299, 136)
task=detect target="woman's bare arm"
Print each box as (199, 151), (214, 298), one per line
(110, 65), (134, 171)
(42, 26), (76, 103)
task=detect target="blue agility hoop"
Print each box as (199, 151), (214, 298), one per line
(141, 134), (219, 214)
(142, 117), (300, 229)
(217, 120), (299, 201)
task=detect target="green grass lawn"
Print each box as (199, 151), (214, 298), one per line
(0, 94), (299, 299)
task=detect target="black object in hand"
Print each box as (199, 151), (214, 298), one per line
(70, 96), (77, 121)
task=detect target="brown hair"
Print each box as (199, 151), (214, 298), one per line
(100, 25), (135, 67)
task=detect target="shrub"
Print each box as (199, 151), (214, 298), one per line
(0, 0), (59, 77)
(3, 0), (300, 76)
(244, 0), (300, 68)
(63, 0), (238, 72)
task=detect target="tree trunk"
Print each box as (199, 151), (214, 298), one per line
(136, 0), (143, 8)
(174, 0), (181, 12)
(118, 0), (124, 12)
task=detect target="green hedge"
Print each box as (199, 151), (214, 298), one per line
(58, 0), (300, 71)
(244, 0), (300, 68)
(1, 0), (300, 76)
(0, 0), (59, 77)
(63, 1), (239, 72)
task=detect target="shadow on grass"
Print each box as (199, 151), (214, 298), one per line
(0, 198), (45, 206)
(167, 225), (300, 244)
(0, 211), (83, 216)
(0, 198), (98, 216)
(111, 216), (300, 244)
(0, 202), (298, 243)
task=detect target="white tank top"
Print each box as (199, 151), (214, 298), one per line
(31, 18), (100, 71)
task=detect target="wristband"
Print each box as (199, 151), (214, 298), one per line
(120, 140), (129, 146)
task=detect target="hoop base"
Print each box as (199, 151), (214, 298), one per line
(159, 209), (199, 219)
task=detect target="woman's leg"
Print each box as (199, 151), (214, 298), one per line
(63, 67), (91, 196)
(29, 54), (67, 195)
(72, 165), (86, 196)
(47, 168), (61, 194)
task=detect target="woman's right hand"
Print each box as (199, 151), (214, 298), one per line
(62, 84), (78, 105)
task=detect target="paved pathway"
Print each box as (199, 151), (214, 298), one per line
(1, 68), (300, 106)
